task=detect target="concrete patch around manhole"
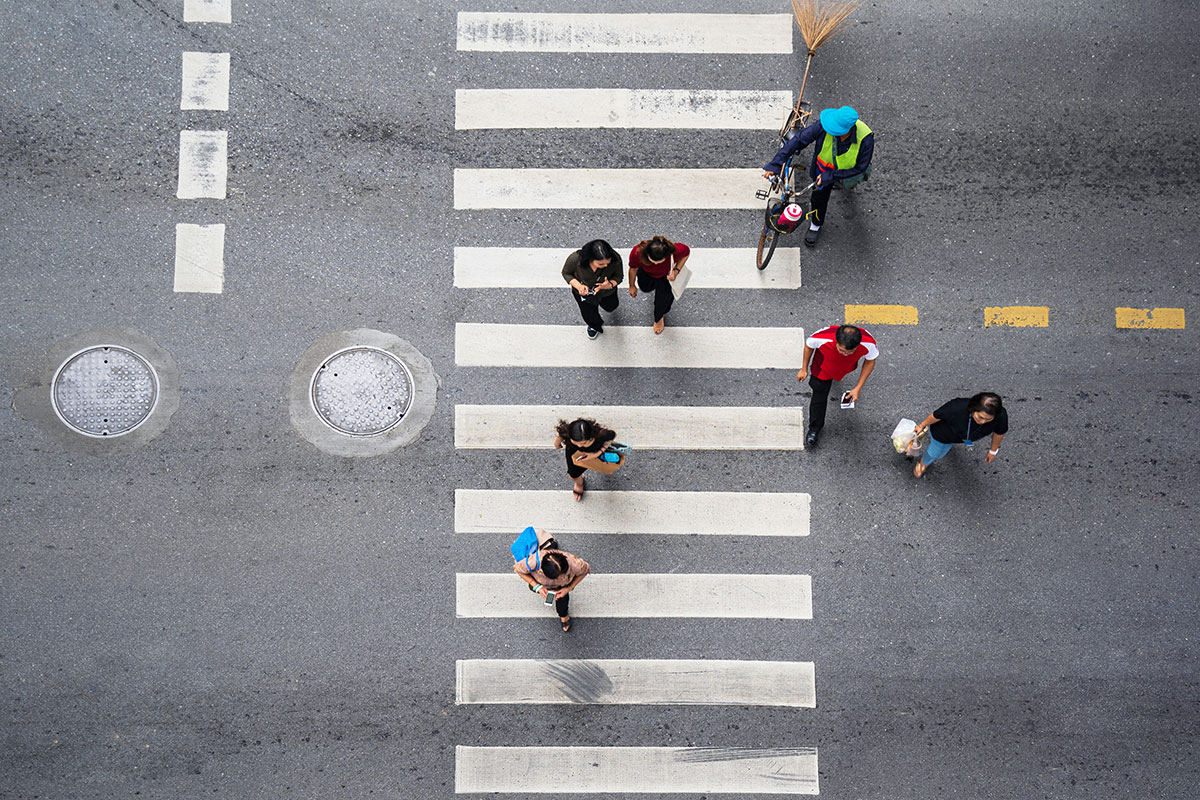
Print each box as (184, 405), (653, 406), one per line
(12, 328), (181, 456)
(288, 329), (438, 457)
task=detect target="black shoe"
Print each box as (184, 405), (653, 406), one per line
(804, 226), (821, 248)
(586, 327), (599, 340)
(804, 429), (820, 449)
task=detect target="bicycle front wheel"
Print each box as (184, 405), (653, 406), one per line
(756, 223), (780, 270)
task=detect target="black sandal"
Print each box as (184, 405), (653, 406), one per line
(560, 616), (572, 632)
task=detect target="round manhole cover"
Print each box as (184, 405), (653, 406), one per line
(51, 346), (160, 437)
(310, 346), (414, 436)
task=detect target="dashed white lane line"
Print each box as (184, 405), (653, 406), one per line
(454, 168), (763, 209)
(177, 130), (227, 199)
(455, 405), (804, 450)
(173, 223), (225, 293)
(456, 12), (794, 54)
(456, 746), (819, 794)
(183, 0), (231, 24)
(455, 323), (807, 368)
(456, 659), (816, 707)
(455, 489), (810, 537)
(453, 246), (801, 289)
(181, 52), (230, 111)
(456, 574), (813, 618)
(455, 88), (791, 130)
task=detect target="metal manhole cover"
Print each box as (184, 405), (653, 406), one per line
(310, 346), (413, 436)
(51, 346), (159, 437)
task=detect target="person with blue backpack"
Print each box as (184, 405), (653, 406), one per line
(512, 527), (590, 632)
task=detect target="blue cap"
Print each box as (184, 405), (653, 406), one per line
(819, 105), (859, 136)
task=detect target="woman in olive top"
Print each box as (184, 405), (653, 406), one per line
(552, 417), (617, 501)
(628, 235), (691, 334)
(562, 239), (623, 339)
(514, 540), (590, 633)
(912, 392), (1008, 478)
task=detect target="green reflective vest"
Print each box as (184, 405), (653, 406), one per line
(816, 120), (872, 171)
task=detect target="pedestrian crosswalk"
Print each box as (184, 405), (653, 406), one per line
(456, 659), (817, 707)
(452, 7), (822, 794)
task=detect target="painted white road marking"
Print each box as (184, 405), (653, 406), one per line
(173, 223), (225, 293)
(456, 659), (816, 707)
(181, 52), (230, 111)
(456, 573), (813, 619)
(456, 12), (794, 54)
(454, 168), (763, 209)
(456, 745), (819, 794)
(456, 324), (806, 368)
(455, 489), (810, 537)
(177, 130), (227, 199)
(454, 246), (801, 289)
(183, 0), (231, 24)
(455, 88), (791, 130)
(455, 405), (804, 450)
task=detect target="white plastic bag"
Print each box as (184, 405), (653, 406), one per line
(891, 418), (928, 455)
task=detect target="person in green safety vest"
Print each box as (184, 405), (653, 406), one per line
(763, 105), (874, 247)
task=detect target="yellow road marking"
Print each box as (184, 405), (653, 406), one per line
(1115, 307), (1185, 330)
(984, 306), (1049, 327)
(844, 304), (918, 325)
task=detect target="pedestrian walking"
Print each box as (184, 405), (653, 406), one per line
(796, 324), (878, 449)
(763, 105), (873, 247)
(911, 393), (1008, 478)
(513, 531), (590, 632)
(553, 418), (618, 501)
(562, 239), (623, 339)
(628, 236), (691, 334)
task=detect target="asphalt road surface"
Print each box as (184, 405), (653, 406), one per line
(2, 1), (1198, 798)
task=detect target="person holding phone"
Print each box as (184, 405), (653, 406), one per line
(514, 543), (591, 632)
(795, 324), (878, 449)
(562, 239), (624, 339)
(628, 236), (691, 334)
(911, 392), (1008, 478)
(553, 418), (618, 501)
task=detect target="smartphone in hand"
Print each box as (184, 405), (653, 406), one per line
(543, 590), (557, 606)
(839, 392), (855, 409)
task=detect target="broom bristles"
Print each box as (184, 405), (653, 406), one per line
(790, 0), (859, 53)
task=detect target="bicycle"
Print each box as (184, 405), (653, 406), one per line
(754, 100), (816, 270)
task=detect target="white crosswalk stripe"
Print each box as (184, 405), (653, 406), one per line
(177, 130), (227, 199)
(456, 659), (816, 707)
(456, 12), (795, 54)
(454, 246), (802, 289)
(455, 168), (763, 209)
(173, 223), (225, 293)
(455, 88), (791, 130)
(456, 745), (819, 794)
(456, 489), (810, 537)
(455, 404), (803, 450)
(456, 573), (812, 619)
(180, 52), (230, 111)
(456, 323), (806, 368)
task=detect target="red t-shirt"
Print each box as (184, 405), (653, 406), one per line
(806, 325), (879, 381)
(629, 241), (690, 279)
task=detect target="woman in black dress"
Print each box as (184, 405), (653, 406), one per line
(552, 417), (617, 501)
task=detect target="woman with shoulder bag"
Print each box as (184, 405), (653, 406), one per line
(552, 417), (621, 501)
(513, 539), (591, 633)
(911, 392), (1009, 478)
(628, 235), (690, 334)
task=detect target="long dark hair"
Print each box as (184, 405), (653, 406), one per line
(580, 239), (617, 266)
(636, 235), (675, 262)
(555, 417), (615, 443)
(967, 392), (1003, 416)
(541, 551), (568, 579)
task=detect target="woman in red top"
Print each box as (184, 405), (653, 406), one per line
(628, 236), (690, 334)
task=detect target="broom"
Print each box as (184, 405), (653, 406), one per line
(788, 0), (859, 129)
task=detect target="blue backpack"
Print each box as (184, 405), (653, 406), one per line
(511, 526), (542, 570)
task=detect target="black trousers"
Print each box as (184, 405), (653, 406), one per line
(554, 591), (570, 617)
(572, 289), (619, 330)
(808, 376), (835, 432)
(810, 182), (833, 226)
(636, 270), (675, 322)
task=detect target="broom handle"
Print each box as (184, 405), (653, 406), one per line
(794, 51), (816, 118)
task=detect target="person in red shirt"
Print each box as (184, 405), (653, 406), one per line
(628, 236), (690, 334)
(796, 324), (879, 449)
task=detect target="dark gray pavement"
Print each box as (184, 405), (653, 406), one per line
(1, 1), (1198, 798)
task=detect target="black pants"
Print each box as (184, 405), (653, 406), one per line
(810, 182), (833, 226)
(808, 376), (835, 432)
(572, 289), (619, 330)
(553, 591), (570, 617)
(636, 270), (675, 323)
